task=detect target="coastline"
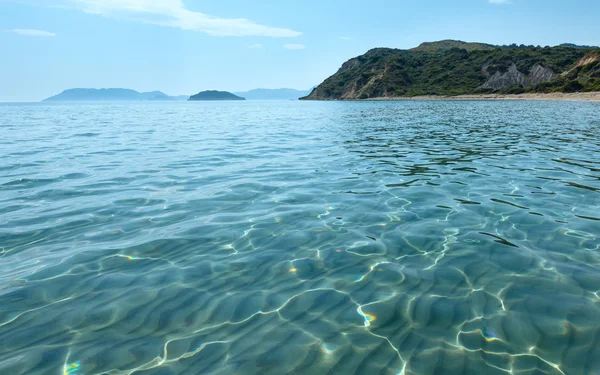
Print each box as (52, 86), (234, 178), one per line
(364, 92), (600, 102)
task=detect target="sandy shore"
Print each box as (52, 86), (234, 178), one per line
(365, 92), (600, 102)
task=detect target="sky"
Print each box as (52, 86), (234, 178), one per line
(1, 0), (599, 101)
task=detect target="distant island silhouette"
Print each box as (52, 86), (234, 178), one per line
(43, 88), (187, 102)
(42, 88), (314, 102)
(188, 90), (245, 101)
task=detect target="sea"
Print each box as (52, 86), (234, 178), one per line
(0, 100), (599, 375)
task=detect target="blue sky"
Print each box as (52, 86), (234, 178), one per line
(1, 0), (599, 101)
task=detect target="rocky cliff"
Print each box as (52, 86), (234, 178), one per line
(303, 42), (600, 99)
(480, 63), (556, 90)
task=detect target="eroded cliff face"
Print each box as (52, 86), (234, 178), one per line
(529, 64), (556, 85)
(481, 63), (556, 89)
(574, 53), (599, 68)
(481, 64), (528, 90)
(561, 53), (600, 77)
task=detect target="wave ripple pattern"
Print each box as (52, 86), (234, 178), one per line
(0, 101), (599, 375)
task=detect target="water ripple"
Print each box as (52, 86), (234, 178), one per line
(0, 100), (599, 374)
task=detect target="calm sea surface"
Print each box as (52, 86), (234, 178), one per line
(1, 101), (599, 375)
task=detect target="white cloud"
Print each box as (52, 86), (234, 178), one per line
(69, 0), (301, 37)
(249, 44), (263, 48)
(340, 36), (351, 40)
(283, 43), (305, 50)
(8, 29), (56, 37)
(489, 0), (510, 3)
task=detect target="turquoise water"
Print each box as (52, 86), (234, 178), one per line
(1, 100), (599, 375)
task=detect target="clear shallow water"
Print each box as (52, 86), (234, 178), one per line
(0, 100), (599, 375)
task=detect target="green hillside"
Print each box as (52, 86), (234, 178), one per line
(411, 40), (496, 52)
(303, 42), (600, 99)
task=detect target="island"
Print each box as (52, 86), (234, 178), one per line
(301, 40), (600, 100)
(188, 90), (245, 101)
(43, 88), (187, 101)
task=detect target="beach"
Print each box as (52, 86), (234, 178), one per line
(366, 91), (600, 101)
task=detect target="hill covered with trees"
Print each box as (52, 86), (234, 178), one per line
(303, 41), (600, 99)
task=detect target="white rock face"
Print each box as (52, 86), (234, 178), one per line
(481, 63), (556, 89)
(481, 64), (528, 90)
(529, 64), (556, 85)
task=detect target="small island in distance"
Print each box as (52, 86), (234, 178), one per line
(188, 90), (245, 101)
(43, 88), (188, 102)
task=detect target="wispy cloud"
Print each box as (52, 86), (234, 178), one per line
(489, 0), (510, 4)
(8, 28), (56, 37)
(68, 0), (301, 37)
(340, 36), (351, 40)
(249, 44), (263, 49)
(283, 44), (305, 50)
